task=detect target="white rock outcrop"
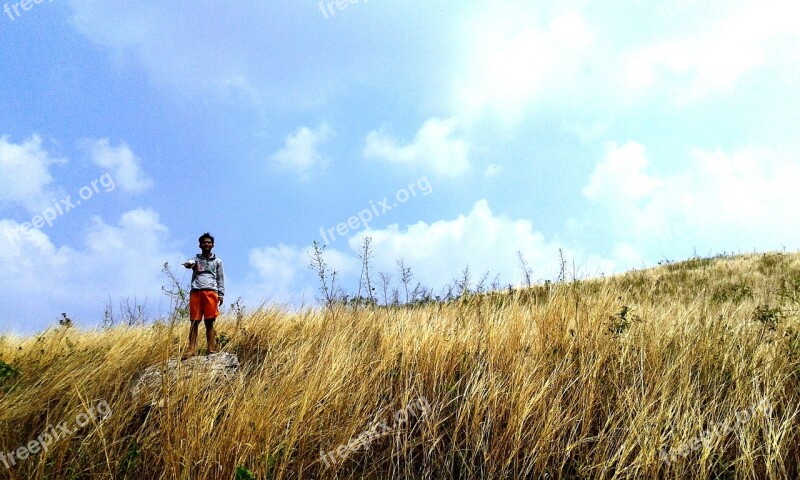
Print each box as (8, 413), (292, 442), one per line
(131, 352), (239, 405)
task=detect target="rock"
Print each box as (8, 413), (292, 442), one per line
(131, 352), (239, 405)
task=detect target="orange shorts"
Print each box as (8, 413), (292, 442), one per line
(189, 290), (220, 320)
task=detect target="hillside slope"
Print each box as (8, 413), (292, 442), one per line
(1, 251), (799, 479)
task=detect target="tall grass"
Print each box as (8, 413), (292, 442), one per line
(1, 252), (799, 479)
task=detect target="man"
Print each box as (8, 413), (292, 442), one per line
(182, 232), (225, 358)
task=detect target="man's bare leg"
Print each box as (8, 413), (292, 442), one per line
(205, 318), (217, 354)
(183, 320), (201, 359)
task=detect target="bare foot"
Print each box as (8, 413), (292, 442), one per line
(206, 350), (218, 355)
(181, 352), (195, 361)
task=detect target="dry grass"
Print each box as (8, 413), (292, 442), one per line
(1, 251), (799, 479)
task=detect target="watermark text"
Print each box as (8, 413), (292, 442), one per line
(3, 172), (115, 245)
(1, 399), (112, 470)
(658, 398), (772, 466)
(4, 0), (55, 22)
(320, 396), (430, 468)
(319, 175), (431, 244)
(318, 0), (369, 19)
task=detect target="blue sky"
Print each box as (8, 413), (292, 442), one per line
(1, 0), (799, 335)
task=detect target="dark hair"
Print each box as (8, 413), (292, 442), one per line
(198, 232), (215, 244)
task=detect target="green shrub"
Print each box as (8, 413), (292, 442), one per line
(0, 359), (20, 392)
(711, 283), (752, 304)
(607, 305), (641, 336)
(234, 465), (255, 480)
(753, 304), (782, 331)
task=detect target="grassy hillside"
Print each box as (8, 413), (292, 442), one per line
(1, 252), (799, 479)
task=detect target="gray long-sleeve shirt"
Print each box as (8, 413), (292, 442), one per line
(188, 254), (225, 296)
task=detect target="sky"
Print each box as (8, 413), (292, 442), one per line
(1, 0), (799, 335)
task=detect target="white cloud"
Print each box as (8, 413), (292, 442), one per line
(364, 117), (471, 177)
(0, 135), (66, 212)
(452, 9), (593, 123)
(348, 200), (613, 292)
(583, 141), (662, 203)
(250, 244), (303, 290)
(622, 0), (800, 101)
(0, 209), (174, 335)
(583, 141), (800, 259)
(445, 0), (799, 122)
(84, 209), (168, 258)
(82, 138), (153, 193)
(67, 1), (262, 100)
(234, 201), (617, 309)
(65, 2), (460, 110)
(244, 243), (356, 308)
(269, 124), (333, 177)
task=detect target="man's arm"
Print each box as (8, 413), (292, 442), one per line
(217, 259), (225, 304)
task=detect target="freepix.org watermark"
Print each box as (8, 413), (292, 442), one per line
(318, 176), (432, 245)
(3, 0), (54, 22)
(320, 396), (430, 468)
(3, 172), (115, 244)
(1, 399), (112, 470)
(658, 398), (773, 466)
(318, 0), (369, 19)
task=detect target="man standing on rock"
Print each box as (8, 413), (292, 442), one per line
(182, 232), (225, 359)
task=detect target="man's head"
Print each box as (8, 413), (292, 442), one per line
(198, 232), (215, 254)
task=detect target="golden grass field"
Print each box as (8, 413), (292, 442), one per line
(1, 251), (799, 479)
